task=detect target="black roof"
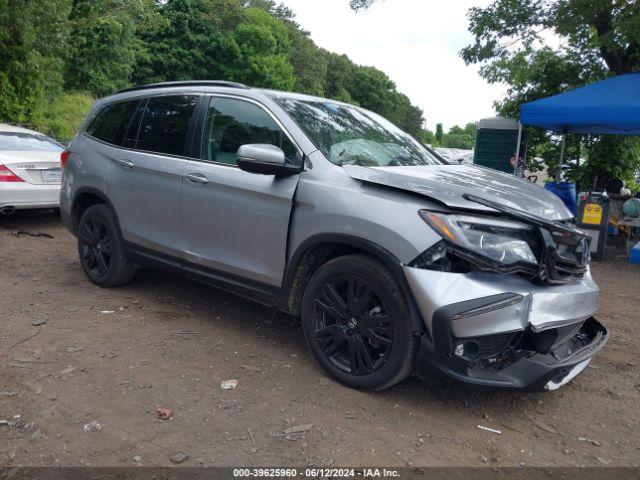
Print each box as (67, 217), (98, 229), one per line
(116, 80), (249, 94)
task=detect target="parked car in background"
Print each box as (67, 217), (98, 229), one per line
(0, 124), (64, 214)
(433, 147), (474, 165)
(61, 81), (607, 392)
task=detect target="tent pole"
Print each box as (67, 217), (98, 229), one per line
(556, 134), (566, 181)
(514, 122), (523, 176)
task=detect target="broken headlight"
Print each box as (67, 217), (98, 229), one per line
(418, 211), (539, 269)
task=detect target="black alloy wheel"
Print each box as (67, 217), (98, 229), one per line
(302, 254), (417, 391)
(77, 204), (136, 287)
(312, 275), (393, 375)
(79, 216), (112, 278)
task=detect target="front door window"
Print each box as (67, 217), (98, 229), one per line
(201, 97), (299, 165)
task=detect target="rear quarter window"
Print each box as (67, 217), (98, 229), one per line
(86, 100), (140, 146)
(135, 95), (199, 156)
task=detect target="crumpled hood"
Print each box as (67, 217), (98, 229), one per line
(343, 164), (573, 221)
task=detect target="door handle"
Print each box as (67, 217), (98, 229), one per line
(115, 159), (134, 169)
(186, 173), (209, 185)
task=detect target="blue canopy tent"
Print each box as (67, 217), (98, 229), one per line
(520, 72), (640, 135)
(515, 73), (640, 259)
(512, 72), (640, 181)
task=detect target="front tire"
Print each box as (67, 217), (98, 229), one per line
(301, 254), (418, 391)
(77, 204), (135, 287)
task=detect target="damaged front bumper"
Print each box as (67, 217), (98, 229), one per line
(415, 316), (607, 390)
(404, 266), (607, 390)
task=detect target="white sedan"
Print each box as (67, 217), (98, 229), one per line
(0, 124), (65, 214)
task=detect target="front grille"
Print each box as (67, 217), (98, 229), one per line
(476, 332), (518, 358)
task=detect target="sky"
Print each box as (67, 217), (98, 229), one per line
(281, 0), (506, 131)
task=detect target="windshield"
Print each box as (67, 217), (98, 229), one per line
(275, 96), (443, 167)
(0, 132), (64, 152)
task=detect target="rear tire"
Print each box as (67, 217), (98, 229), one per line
(77, 204), (135, 287)
(301, 254), (418, 391)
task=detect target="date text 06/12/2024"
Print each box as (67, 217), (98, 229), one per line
(232, 468), (401, 478)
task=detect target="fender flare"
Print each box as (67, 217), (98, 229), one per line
(71, 187), (119, 234)
(283, 233), (425, 334)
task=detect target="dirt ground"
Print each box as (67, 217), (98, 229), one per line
(0, 210), (639, 468)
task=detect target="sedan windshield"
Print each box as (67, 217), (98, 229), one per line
(275, 96), (443, 167)
(0, 132), (64, 152)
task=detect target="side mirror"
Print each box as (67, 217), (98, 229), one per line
(237, 144), (292, 175)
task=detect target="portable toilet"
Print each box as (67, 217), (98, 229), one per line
(473, 117), (524, 173)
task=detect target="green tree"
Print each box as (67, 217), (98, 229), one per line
(66, 0), (159, 96)
(221, 7), (295, 89)
(386, 92), (424, 137)
(419, 128), (437, 145)
(324, 52), (355, 101)
(0, 0), (71, 125)
(0, 0), (427, 142)
(33, 92), (94, 141)
(442, 122), (476, 149)
(462, 0), (640, 185)
(288, 28), (327, 96)
(134, 0), (226, 84)
(349, 66), (395, 115)
(321, 51), (425, 134)
(579, 136), (640, 189)
(242, 0), (296, 21)
(349, 0), (376, 12)
(202, 0), (245, 31)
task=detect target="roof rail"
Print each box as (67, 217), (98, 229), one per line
(116, 80), (249, 94)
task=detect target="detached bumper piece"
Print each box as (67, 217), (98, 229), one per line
(416, 315), (608, 391)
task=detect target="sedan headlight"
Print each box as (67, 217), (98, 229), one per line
(419, 211), (539, 267)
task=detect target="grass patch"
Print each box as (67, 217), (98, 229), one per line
(33, 92), (94, 143)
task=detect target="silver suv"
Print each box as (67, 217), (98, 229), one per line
(60, 81), (607, 391)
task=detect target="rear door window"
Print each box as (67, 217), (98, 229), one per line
(136, 95), (199, 156)
(86, 100), (140, 146)
(122, 101), (147, 149)
(201, 97), (299, 165)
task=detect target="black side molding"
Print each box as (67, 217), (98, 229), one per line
(125, 242), (281, 307)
